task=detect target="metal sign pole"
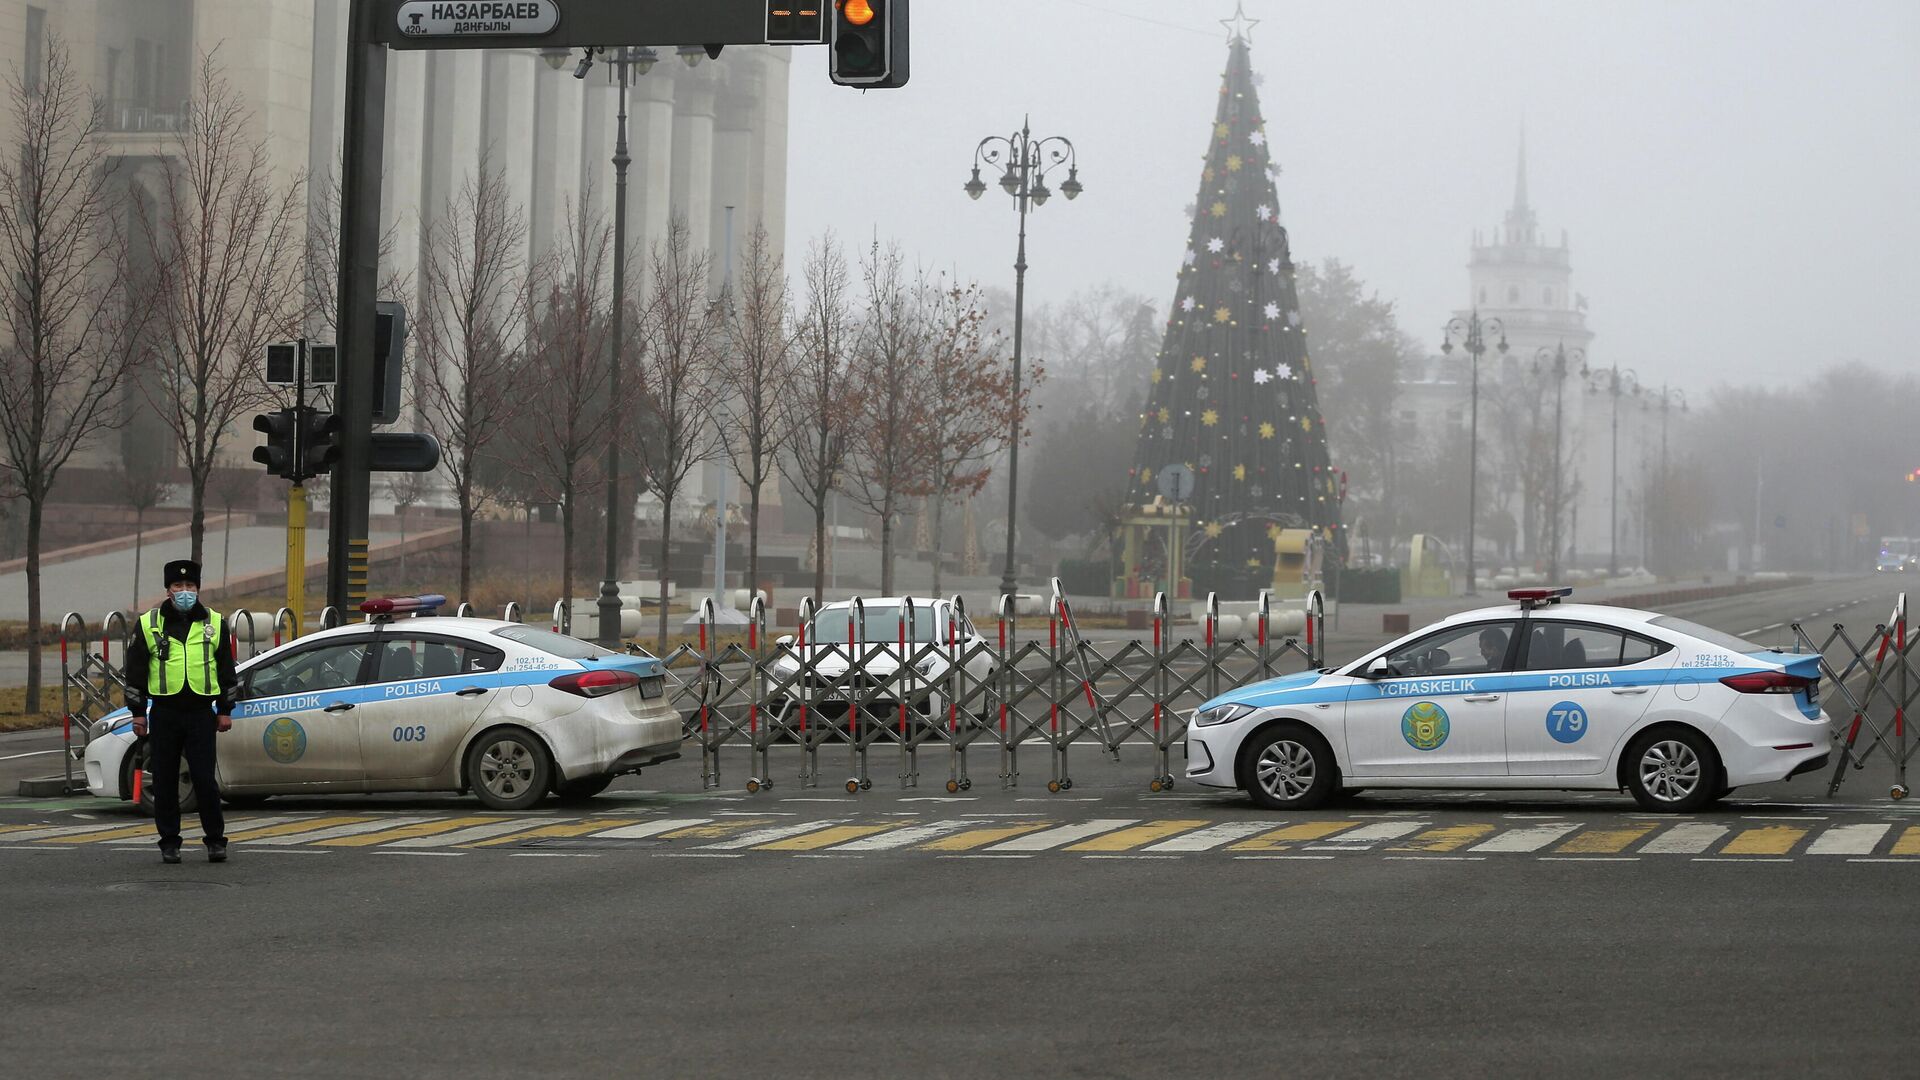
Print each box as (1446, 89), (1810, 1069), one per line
(329, 0), (388, 612)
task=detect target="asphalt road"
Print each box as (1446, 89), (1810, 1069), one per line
(2, 576), (1916, 1078)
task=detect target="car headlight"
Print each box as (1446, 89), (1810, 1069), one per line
(1194, 703), (1260, 727)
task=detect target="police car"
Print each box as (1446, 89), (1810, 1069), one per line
(1186, 588), (1831, 812)
(83, 596), (684, 813)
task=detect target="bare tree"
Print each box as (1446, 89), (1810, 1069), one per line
(636, 215), (723, 649)
(208, 468), (252, 589)
(778, 233), (859, 604)
(842, 241), (936, 596)
(717, 221), (795, 606)
(415, 154), (536, 601)
(385, 470), (433, 580)
(919, 275), (1018, 595)
(0, 40), (148, 711)
(141, 53), (305, 566)
(520, 200), (617, 634)
(111, 444), (173, 612)
(302, 164), (409, 340)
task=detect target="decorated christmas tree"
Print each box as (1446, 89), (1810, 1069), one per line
(1122, 10), (1342, 600)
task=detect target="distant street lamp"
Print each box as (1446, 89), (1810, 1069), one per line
(964, 117), (1082, 601)
(1643, 384), (1687, 570)
(1533, 342), (1583, 582)
(1441, 310), (1507, 594)
(1583, 360), (1641, 577)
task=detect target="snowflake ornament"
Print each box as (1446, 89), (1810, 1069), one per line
(1181, 296), (1196, 312)
(1252, 368), (1271, 386)
(1183, 248), (1197, 266)
(1275, 363), (1293, 380)
(1287, 309), (1302, 327)
(1256, 204), (1272, 222)
(1250, 131), (1266, 147)
(1263, 302), (1280, 320)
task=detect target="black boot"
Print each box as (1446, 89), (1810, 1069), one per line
(160, 844), (182, 865)
(207, 840), (228, 863)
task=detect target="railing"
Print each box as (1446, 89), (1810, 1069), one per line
(1795, 592), (1916, 800)
(657, 580), (1327, 794)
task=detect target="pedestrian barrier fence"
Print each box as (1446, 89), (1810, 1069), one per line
(1794, 592), (1916, 800)
(41, 588), (1917, 803)
(644, 579), (1327, 794)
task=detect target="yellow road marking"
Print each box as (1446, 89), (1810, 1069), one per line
(920, 823), (1052, 851)
(39, 823), (160, 844)
(1722, 825), (1807, 855)
(1230, 820), (1361, 851)
(228, 816), (376, 842)
(759, 824), (897, 851)
(1889, 826), (1920, 855)
(1390, 824), (1496, 852)
(1556, 824), (1658, 854)
(658, 818), (775, 840)
(1067, 820), (1210, 852)
(316, 816), (501, 847)
(0, 823), (47, 836)
(469, 819), (627, 847)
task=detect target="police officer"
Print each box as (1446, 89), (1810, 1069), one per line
(124, 559), (238, 864)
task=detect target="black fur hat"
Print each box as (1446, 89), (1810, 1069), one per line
(163, 559), (201, 588)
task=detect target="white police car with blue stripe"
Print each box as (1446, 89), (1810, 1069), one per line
(83, 596), (684, 812)
(1186, 588), (1831, 811)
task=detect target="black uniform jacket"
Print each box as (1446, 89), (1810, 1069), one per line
(123, 603), (240, 718)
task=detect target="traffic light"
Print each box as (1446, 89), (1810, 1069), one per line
(830, 0), (908, 88)
(252, 410), (298, 480)
(301, 409), (345, 478)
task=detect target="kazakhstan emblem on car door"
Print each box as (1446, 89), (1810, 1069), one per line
(1401, 701), (1449, 751)
(263, 716), (308, 764)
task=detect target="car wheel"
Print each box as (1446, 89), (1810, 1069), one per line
(1625, 728), (1719, 812)
(130, 742), (198, 818)
(465, 729), (552, 811)
(554, 774), (614, 803)
(1241, 723), (1338, 811)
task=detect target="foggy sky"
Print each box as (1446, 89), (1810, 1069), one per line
(785, 0), (1919, 396)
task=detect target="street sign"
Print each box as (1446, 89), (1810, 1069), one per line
(265, 343), (298, 386)
(308, 344), (339, 386)
(370, 432), (442, 473)
(1158, 464), (1195, 503)
(396, 1), (560, 39)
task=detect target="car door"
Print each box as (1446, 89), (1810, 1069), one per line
(360, 632), (507, 780)
(1343, 620), (1519, 777)
(1504, 620), (1678, 776)
(225, 636), (376, 789)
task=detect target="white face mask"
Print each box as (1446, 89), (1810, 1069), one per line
(171, 591), (198, 612)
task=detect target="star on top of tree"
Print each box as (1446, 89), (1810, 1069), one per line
(1221, 2), (1260, 42)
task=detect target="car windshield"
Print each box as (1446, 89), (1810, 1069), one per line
(808, 605), (946, 644)
(491, 625), (611, 660)
(1648, 616), (1765, 654)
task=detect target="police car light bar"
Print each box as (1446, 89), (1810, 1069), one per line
(359, 594), (448, 617)
(1508, 586), (1574, 610)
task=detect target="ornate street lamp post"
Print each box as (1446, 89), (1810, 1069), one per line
(1441, 310), (1507, 594)
(561, 46), (670, 645)
(1533, 342), (1583, 582)
(964, 118), (1082, 602)
(1583, 360), (1640, 578)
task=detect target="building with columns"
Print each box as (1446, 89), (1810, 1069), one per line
(1402, 138), (1651, 572)
(5, 0), (792, 519)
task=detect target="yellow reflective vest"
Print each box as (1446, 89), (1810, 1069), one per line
(140, 607), (225, 698)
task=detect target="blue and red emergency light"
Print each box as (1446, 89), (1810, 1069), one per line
(1508, 587), (1573, 611)
(359, 594), (447, 617)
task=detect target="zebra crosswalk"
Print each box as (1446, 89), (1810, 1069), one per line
(5, 810), (1920, 861)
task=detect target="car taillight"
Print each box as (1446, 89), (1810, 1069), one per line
(550, 669), (641, 698)
(1720, 671), (1816, 695)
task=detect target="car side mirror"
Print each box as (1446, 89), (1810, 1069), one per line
(1364, 657), (1392, 679)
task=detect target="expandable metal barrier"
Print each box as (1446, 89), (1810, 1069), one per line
(648, 579), (1327, 794)
(1794, 592), (1916, 800)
